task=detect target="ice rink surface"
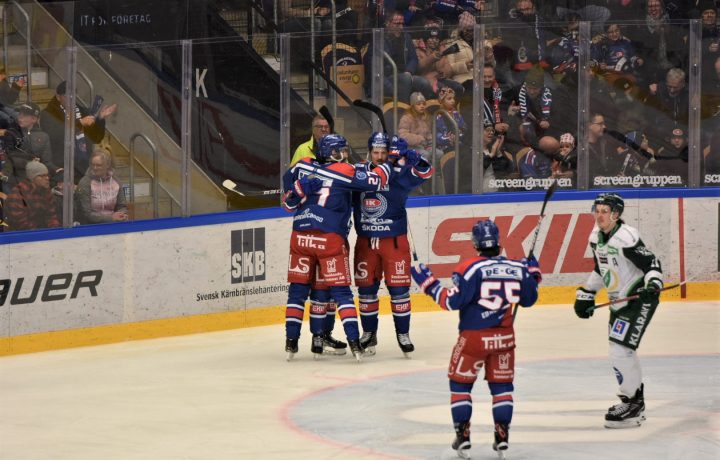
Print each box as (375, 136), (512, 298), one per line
(1, 301), (718, 460)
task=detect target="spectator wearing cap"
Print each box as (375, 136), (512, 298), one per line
(415, 26), (444, 91)
(2, 102), (58, 193)
(398, 92), (433, 154)
(655, 127), (688, 182)
(696, 0), (720, 58)
(39, 81), (117, 185)
(4, 160), (60, 231)
(515, 65), (553, 140)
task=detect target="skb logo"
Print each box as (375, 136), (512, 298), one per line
(231, 228), (266, 283)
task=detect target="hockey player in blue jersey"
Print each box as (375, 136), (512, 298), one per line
(353, 133), (434, 357)
(411, 219), (542, 459)
(281, 133), (393, 362)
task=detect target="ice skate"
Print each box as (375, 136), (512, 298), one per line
(348, 339), (364, 362)
(322, 332), (347, 355)
(492, 423), (509, 459)
(396, 332), (414, 358)
(285, 338), (299, 361)
(359, 331), (378, 356)
(605, 384), (646, 428)
(311, 334), (324, 360)
(452, 421), (471, 459)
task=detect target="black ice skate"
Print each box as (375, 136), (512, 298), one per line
(396, 332), (414, 358)
(492, 423), (509, 459)
(311, 334), (324, 359)
(605, 384), (646, 428)
(322, 332), (347, 355)
(285, 338), (299, 362)
(452, 421), (471, 459)
(348, 339), (364, 362)
(359, 331), (378, 356)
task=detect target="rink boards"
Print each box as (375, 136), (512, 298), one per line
(0, 190), (718, 355)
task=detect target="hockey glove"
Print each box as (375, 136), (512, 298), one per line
(638, 278), (662, 304)
(411, 263), (440, 297)
(403, 149), (422, 167)
(293, 177), (322, 198)
(574, 288), (596, 318)
(521, 255), (542, 284)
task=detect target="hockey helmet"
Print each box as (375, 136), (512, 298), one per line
(367, 132), (389, 151)
(472, 219), (500, 250)
(592, 192), (624, 216)
(318, 134), (348, 163)
(389, 135), (408, 161)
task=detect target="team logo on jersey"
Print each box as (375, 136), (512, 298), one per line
(395, 260), (406, 274)
(231, 228), (266, 283)
(356, 171), (367, 180)
(499, 352), (510, 370)
(609, 318), (628, 341)
(326, 258), (337, 274)
(360, 192), (388, 222)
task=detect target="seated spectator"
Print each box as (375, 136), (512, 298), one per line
(702, 56), (720, 119)
(612, 131), (650, 177)
(0, 68), (24, 107)
(554, 1), (610, 35)
(590, 23), (641, 86)
(482, 124), (515, 192)
(398, 92), (433, 154)
(698, 0), (720, 61)
(435, 12), (475, 95)
(646, 67), (689, 141)
(76, 148), (129, 224)
(499, 0), (549, 77)
(548, 13), (581, 86)
(435, 85), (467, 193)
(40, 81), (117, 185)
(364, 11), (434, 104)
(704, 129), (720, 180)
(4, 160), (60, 231)
(655, 127), (688, 183)
(551, 132), (577, 181)
(482, 64), (509, 134)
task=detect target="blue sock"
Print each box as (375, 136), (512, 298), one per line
(285, 283), (310, 339)
(329, 285), (360, 341)
(488, 382), (514, 426)
(358, 283), (380, 332)
(388, 286), (411, 334)
(449, 380), (474, 426)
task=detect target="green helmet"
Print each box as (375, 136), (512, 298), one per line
(592, 192), (624, 216)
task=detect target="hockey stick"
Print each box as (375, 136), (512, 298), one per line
(222, 179), (282, 196)
(353, 99), (387, 133)
(310, 62), (373, 128)
(512, 180), (558, 324)
(319, 105), (335, 133)
(590, 280), (690, 311)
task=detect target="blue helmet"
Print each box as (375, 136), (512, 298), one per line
(389, 135), (408, 160)
(367, 132), (389, 151)
(318, 134), (348, 163)
(472, 219), (500, 250)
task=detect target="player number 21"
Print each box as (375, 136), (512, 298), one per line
(477, 280), (521, 311)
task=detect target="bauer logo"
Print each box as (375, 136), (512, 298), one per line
(231, 228), (266, 283)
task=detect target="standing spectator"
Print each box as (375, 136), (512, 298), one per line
(517, 65), (553, 140)
(40, 81), (117, 184)
(281, 134), (393, 361)
(364, 11), (434, 103)
(290, 114), (330, 166)
(353, 133), (434, 356)
(499, 0), (548, 79)
(646, 68), (689, 144)
(698, 0), (720, 63)
(574, 193), (663, 428)
(75, 148), (129, 224)
(554, 1), (610, 35)
(398, 92), (433, 154)
(410, 219), (541, 459)
(4, 160), (60, 231)
(0, 69), (24, 106)
(482, 64), (510, 134)
(3, 103), (58, 192)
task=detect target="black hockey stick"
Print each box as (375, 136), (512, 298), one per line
(591, 280), (690, 311)
(319, 105), (335, 133)
(310, 62), (373, 128)
(222, 179), (282, 196)
(353, 99), (387, 133)
(512, 180), (558, 324)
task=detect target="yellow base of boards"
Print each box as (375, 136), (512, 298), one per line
(1, 282), (717, 356)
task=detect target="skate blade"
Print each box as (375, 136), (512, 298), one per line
(402, 351), (413, 359)
(313, 353), (322, 360)
(497, 450), (506, 460)
(454, 447), (471, 459)
(604, 415), (645, 429)
(363, 346), (376, 356)
(286, 351), (296, 362)
(352, 352), (363, 362)
(323, 347), (347, 356)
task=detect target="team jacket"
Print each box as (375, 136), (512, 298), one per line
(582, 221), (663, 312)
(428, 256), (539, 331)
(282, 158), (392, 236)
(352, 158), (434, 238)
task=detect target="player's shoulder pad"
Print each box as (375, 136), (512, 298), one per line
(611, 224), (640, 248)
(327, 162), (356, 176)
(454, 256), (484, 276)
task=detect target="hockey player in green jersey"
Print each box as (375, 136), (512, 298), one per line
(573, 192), (663, 428)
